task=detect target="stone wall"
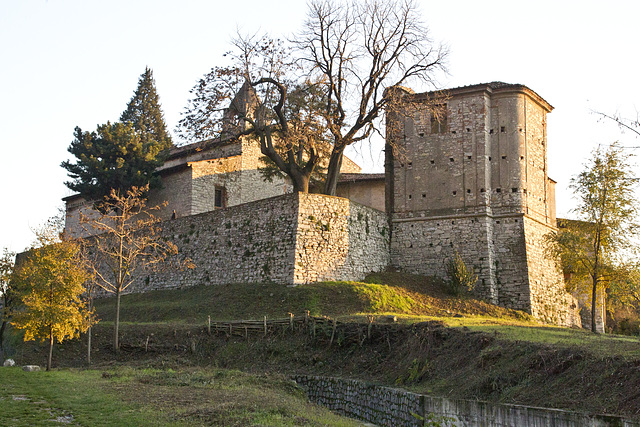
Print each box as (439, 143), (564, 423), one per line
(116, 193), (388, 293)
(294, 193), (390, 284)
(523, 216), (581, 326)
(294, 375), (639, 427)
(386, 83), (580, 327)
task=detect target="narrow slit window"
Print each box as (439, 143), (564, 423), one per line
(214, 187), (226, 208)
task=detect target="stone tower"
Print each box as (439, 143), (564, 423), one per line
(386, 82), (580, 326)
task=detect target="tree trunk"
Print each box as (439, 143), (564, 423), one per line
(291, 169), (311, 193)
(0, 320), (5, 364)
(87, 325), (92, 365)
(114, 290), (121, 351)
(47, 330), (53, 371)
(591, 275), (598, 333)
(323, 145), (345, 196)
(87, 293), (93, 364)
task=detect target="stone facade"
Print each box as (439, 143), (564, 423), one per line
(294, 375), (639, 427)
(65, 136), (365, 237)
(387, 82), (580, 326)
(128, 193), (389, 292)
(61, 81), (582, 327)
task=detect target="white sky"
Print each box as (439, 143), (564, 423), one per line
(1, 0), (639, 252)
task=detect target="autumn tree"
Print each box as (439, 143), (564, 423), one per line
(11, 223), (94, 371)
(547, 142), (638, 333)
(80, 186), (188, 351)
(296, 0), (447, 195)
(0, 248), (15, 364)
(178, 35), (331, 192)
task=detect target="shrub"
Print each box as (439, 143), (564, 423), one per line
(444, 252), (477, 296)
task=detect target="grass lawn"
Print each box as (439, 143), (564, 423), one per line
(0, 366), (360, 426)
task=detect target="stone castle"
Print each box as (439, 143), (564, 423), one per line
(64, 82), (581, 327)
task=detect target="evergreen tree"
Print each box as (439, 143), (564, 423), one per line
(61, 122), (165, 202)
(120, 67), (172, 148)
(62, 68), (172, 202)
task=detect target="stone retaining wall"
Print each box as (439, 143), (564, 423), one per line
(293, 375), (639, 427)
(121, 193), (389, 293)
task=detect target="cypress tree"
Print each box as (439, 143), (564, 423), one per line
(120, 67), (173, 150)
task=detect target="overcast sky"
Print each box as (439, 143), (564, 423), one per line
(1, 0), (639, 252)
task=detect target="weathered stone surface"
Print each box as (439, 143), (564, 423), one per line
(387, 83), (580, 327)
(3, 358), (15, 367)
(294, 375), (639, 427)
(22, 365), (40, 372)
(91, 193), (389, 295)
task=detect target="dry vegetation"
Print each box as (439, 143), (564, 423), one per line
(5, 272), (640, 422)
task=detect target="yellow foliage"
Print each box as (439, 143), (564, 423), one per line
(12, 239), (93, 344)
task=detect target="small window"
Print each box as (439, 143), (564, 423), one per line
(214, 187), (225, 208)
(500, 126), (505, 133)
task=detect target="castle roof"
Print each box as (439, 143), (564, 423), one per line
(338, 173), (385, 183)
(412, 81), (554, 112)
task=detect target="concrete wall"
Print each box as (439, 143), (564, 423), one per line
(294, 375), (639, 427)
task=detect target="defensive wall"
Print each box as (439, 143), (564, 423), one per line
(386, 83), (580, 327)
(294, 375), (639, 427)
(132, 192), (390, 292)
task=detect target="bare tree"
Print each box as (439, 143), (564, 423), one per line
(296, 0), (448, 195)
(593, 110), (640, 139)
(81, 186), (191, 351)
(178, 35), (332, 193)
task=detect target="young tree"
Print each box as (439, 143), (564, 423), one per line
(80, 186), (188, 351)
(178, 35), (331, 193)
(120, 67), (173, 148)
(297, 0), (448, 195)
(11, 225), (93, 371)
(548, 142), (638, 333)
(0, 248), (15, 364)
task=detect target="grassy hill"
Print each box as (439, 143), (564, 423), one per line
(7, 272), (640, 421)
(92, 272), (535, 325)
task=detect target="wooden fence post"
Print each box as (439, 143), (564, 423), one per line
(329, 318), (337, 347)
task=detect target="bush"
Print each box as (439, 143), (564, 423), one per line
(444, 252), (477, 296)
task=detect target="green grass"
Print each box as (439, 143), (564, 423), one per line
(93, 280), (419, 324)
(0, 367), (170, 426)
(0, 366), (360, 426)
(463, 324), (640, 358)
(89, 272), (640, 360)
